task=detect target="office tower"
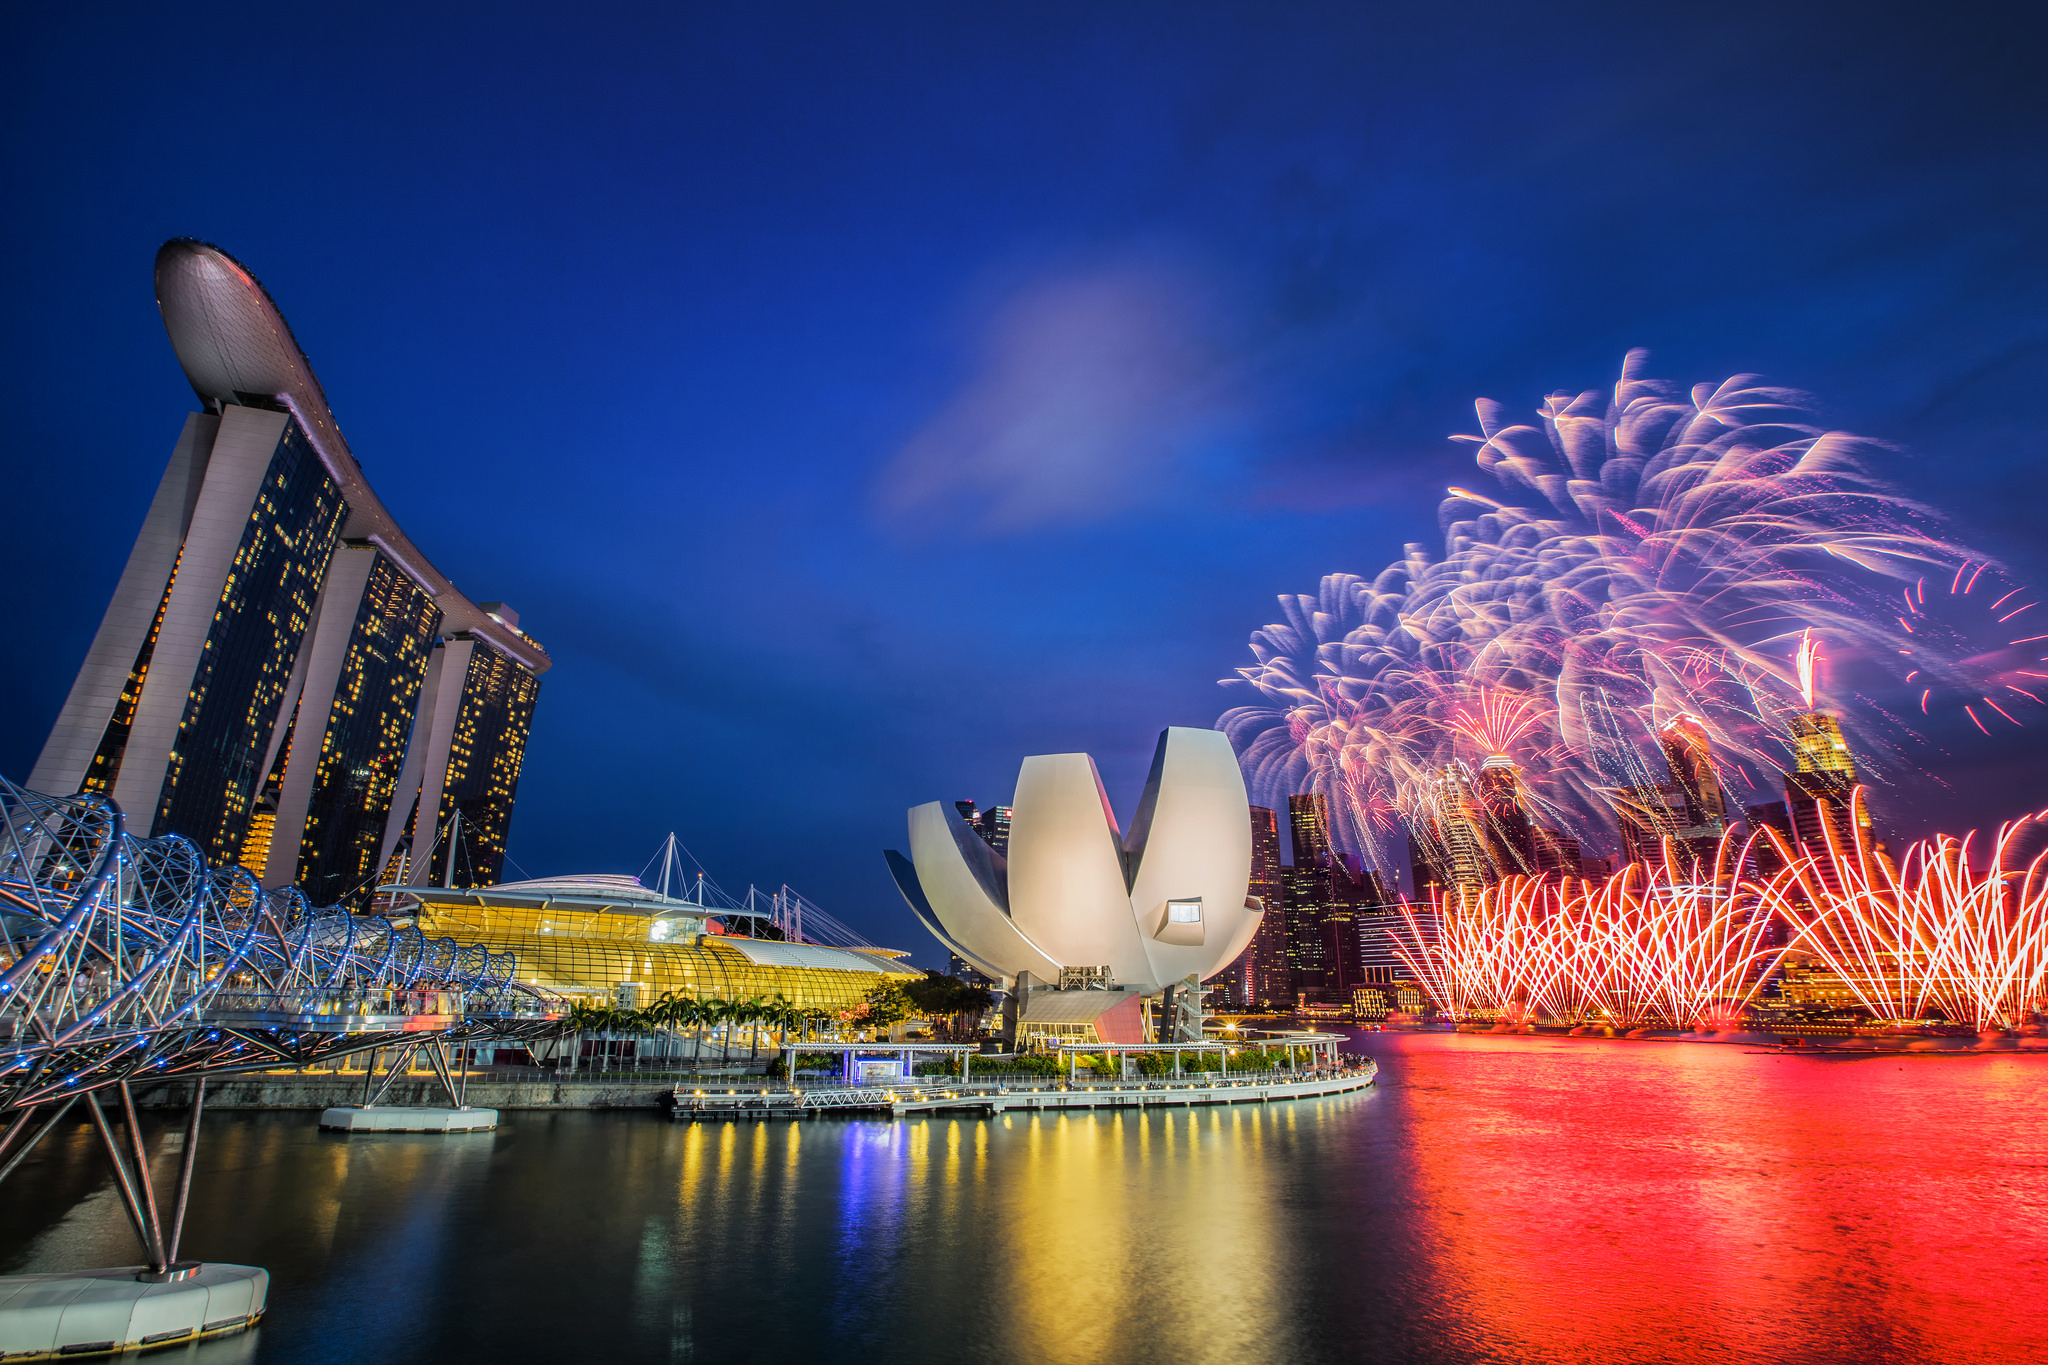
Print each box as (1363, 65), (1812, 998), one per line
(1407, 765), (1493, 906)
(1659, 715), (1727, 830)
(1613, 784), (1686, 867)
(953, 800), (1013, 857)
(1744, 800), (1795, 879)
(1283, 793), (1335, 1001)
(1359, 904), (1427, 986)
(1655, 713), (1731, 869)
(1237, 804), (1291, 1010)
(1531, 827), (1583, 877)
(946, 953), (993, 989)
(1782, 711), (1871, 892)
(979, 805), (1012, 856)
(1322, 864), (1392, 996)
(1207, 945), (1251, 1011)
(1288, 792), (1333, 869)
(1581, 690), (1692, 870)
(30, 241), (549, 896)
(1281, 863), (1331, 1001)
(1474, 755), (1537, 875)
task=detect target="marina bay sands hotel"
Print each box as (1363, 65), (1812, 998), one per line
(30, 240), (547, 904)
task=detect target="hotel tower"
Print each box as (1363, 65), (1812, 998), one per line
(30, 241), (550, 901)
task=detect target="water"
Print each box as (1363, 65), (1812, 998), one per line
(4, 1034), (2044, 1364)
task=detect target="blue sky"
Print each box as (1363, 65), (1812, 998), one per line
(4, 2), (2045, 957)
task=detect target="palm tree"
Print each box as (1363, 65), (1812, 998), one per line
(689, 996), (715, 1067)
(564, 1000), (606, 1071)
(646, 991), (683, 1067)
(770, 998), (798, 1055)
(738, 998), (767, 1066)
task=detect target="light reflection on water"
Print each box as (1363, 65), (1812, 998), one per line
(3, 1036), (2043, 1364)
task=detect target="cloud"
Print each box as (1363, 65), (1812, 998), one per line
(874, 263), (1235, 532)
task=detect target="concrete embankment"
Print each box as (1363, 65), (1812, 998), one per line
(135, 1075), (675, 1111)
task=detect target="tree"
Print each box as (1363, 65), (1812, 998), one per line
(856, 980), (913, 1034)
(902, 972), (996, 1037)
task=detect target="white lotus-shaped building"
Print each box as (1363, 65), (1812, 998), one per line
(886, 727), (1260, 996)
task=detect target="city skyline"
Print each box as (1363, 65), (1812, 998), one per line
(4, 4), (2047, 957)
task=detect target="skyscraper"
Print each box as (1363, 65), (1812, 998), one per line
(1531, 827), (1584, 877)
(1214, 804), (1287, 1010)
(1407, 765), (1492, 905)
(1288, 792), (1333, 869)
(31, 241), (550, 897)
(1659, 714), (1728, 831)
(1783, 711), (1871, 892)
(978, 805), (1012, 856)
(1284, 794), (1336, 1002)
(954, 800), (1013, 857)
(1612, 784), (1686, 867)
(1246, 804), (1291, 1010)
(1474, 755), (1537, 875)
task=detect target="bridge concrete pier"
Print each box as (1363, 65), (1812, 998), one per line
(0, 1263), (266, 1360)
(319, 1105), (499, 1132)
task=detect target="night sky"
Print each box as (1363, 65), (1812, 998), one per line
(4, 2), (2045, 958)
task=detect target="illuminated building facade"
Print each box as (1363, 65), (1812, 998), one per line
(978, 804), (1012, 855)
(1780, 711), (1873, 895)
(1014, 989), (1148, 1051)
(1413, 765), (1494, 904)
(1285, 794), (1335, 1002)
(1216, 804), (1289, 1010)
(429, 640), (543, 887)
(392, 876), (918, 1012)
(1282, 793), (1394, 1005)
(1613, 784), (1686, 867)
(1745, 801), (1795, 877)
(268, 548), (443, 903)
(1532, 827), (1583, 877)
(1474, 756), (1536, 873)
(953, 799), (1014, 856)
(1785, 713), (1869, 843)
(1659, 715), (1728, 830)
(29, 241), (548, 898)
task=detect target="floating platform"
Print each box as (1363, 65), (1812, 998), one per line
(318, 1105), (499, 1132)
(0, 1263), (266, 1360)
(670, 1065), (1376, 1121)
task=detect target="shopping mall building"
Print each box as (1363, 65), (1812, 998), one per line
(387, 875), (917, 1013)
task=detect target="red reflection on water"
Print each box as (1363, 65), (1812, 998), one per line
(1379, 1034), (2048, 1364)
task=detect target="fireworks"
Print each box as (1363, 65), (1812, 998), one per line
(1222, 353), (2025, 871)
(1393, 836), (1784, 1030)
(1759, 791), (2048, 1028)
(1393, 793), (2048, 1031)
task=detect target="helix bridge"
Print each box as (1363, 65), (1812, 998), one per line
(0, 773), (562, 1288)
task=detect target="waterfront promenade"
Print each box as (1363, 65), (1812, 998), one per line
(127, 1060), (1378, 1119)
(670, 1061), (1377, 1119)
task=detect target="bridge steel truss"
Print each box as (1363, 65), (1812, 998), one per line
(0, 774), (562, 1274)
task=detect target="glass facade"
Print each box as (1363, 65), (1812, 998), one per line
(1232, 804), (1292, 1010)
(153, 419), (347, 865)
(437, 644), (542, 887)
(408, 895), (917, 1013)
(81, 547), (183, 797)
(296, 554), (443, 904)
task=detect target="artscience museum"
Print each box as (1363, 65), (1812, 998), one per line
(886, 727), (1260, 1043)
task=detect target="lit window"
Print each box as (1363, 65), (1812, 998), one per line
(1167, 898), (1202, 924)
